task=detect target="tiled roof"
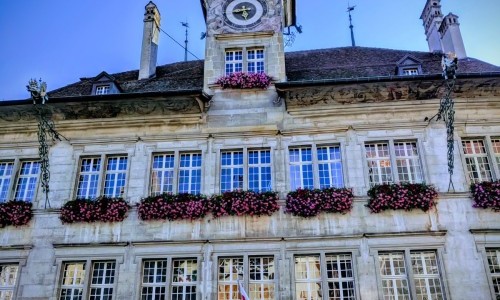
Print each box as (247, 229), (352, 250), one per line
(48, 46), (500, 97)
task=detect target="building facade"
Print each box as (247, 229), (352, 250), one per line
(0, 0), (500, 299)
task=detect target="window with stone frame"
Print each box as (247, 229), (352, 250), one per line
(461, 137), (500, 183)
(0, 160), (40, 202)
(0, 264), (19, 299)
(218, 255), (275, 300)
(140, 258), (198, 300)
(220, 149), (272, 193)
(294, 253), (356, 300)
(365, 140), (423, 186)
(58, 260), (116, 300)
(150, 152), (202, 195)
(486, 249), (500, 299)
(76, 155), (128, 199)
(289, 145), (344, 191)
(225, 48), (265, 75)
(377, 250), (445, 300)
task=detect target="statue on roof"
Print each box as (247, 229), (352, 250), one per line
(27, 78), (49, 104)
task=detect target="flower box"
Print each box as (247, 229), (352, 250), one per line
(60, 197), (130, 224)
(210, 190), (279, 218)
(215, 72), (272, 89)
(138, 193), (210, 221)
(470, 181), (500, 211)
(0, 201), (33, 228)
(286, 188), (354, 218)
(366, 183), (438, 213)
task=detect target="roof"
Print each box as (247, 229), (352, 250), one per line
(48, 46), (500, 98)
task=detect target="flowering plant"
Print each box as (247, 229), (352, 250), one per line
(60, 197), (130, 224)
(215, 72), (272, 89)
(0, 201), (33, 228)
(210, 190), (279, 218)
(470, 181), (500, 211)
(285, 188), (354, 217)
(137, 193), (210, 221)
(367, 183), (438, 213)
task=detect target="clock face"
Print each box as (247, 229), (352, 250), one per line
(223, 0), (268, 29)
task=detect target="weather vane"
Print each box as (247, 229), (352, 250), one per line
(425, 52), (459, 192)
(181, 21), (189, 62)
(27, 79), (67, 208)
(347, 3), (356, 47)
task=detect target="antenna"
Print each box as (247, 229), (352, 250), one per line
(347, 3), (356, 47)
(181, 21), (189, 61)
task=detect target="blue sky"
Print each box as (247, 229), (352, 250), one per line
(0, 0), (499, 100)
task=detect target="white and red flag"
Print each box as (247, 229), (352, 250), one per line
(238, 279), (250, 300)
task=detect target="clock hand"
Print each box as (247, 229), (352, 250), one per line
(233, 6), (252, 20)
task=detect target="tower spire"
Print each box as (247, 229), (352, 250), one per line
(347, 4), (356, 47)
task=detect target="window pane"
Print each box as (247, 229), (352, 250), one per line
(325, 254), (355, 300)
(487, 249), (500, 298)
(141, 260), (167, 299)
(221, 151), (244, 192)
(0, 162), (14, 202)
(249, 256), (275, 300)
(247, 49), (265, 74)
(491, 138), (500, 170)
(365, 143), (393, 185)
(462, 139), (492, 183)
(172, 259), (198, 300)
(179, 153), (202, 194)
(77, 158), (101, 198)
(394, 142), (423, 183)
(410, 251), (444, 300)
(218, 257), (243, 300)
(103, 156), (127, 197)
(289, 148), (313, 190)
(59, 262), (86, 300)
(295, 256), (322, 299)
(317, 146), (344, 188)
(378, 252), (410, 300)
(89, 261), (115, 300)
(150, 154), (175, 195)
(14, 161), (40, 201)
(248, 149), (272, 192)
(0, 264), (18, 299)
(225, 50), (243, 75)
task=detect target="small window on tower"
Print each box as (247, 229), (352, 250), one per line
(95, 85), (110, 95)
(402, 68), (419, 76)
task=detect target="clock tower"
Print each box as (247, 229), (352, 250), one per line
(201, 0), (293, 92)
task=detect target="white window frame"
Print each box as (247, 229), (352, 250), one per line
(0, 249), (28, 300)
(149, 151), (203, 195)
(219, 148), (272, 193)
(95, 85), (110, 95)
(288, 144), (345, 191)
(0, 263), (21, 299)
(74, 154), (129, 199)
(364, 140), (424, 186)
(369, 238), (450, 300)
(402, 68), (419, 76)
(224, 47), (265, 75)
(471, 229), (500, 300)
(57, 259), (118, 300)
(459, 136), (500, 183)
(215, 253), (278, 300)
(139, 257), (199, 300)
(0, 159), (40, 203)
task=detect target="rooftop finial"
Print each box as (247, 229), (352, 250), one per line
(347, 3), (356, 47)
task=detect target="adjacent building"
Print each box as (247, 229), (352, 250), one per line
(0, 0), (499, 299)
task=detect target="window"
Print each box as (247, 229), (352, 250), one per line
(486, 249), (500, 299)
(95, 85), (110, 95)
(294, 253), (355, 300)
(0, 264), (19, 299)
(402, 68), (419, 76)
(289, 145), (344, 191)
(365, 141), (423, 186)
(76, 155), (128, 198)
(140, 258), (198, 300)
(218, 255), (275, 300)
(461, 138), (500, 183)
(220, 149), (271, 192)
(150, 152), (202, 195)
(225, 48), (265, 75)
(378, 251), (445, 300)
(59, 260), (116, 300)
(0, 160), (40, 202)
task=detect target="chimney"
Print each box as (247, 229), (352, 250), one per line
(420, 0), (444, 53)
(139, 1), (161, 80)
(438, 13), (467, 59)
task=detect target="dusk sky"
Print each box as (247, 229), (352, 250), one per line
(1, 0), (499, 100)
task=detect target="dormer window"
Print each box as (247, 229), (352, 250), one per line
(225, 47), (265, 75)
(396, 55), (423, 76)
(95, 85), (110, 95)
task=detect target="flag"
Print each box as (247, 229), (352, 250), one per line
(238, 279), (250, 300)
